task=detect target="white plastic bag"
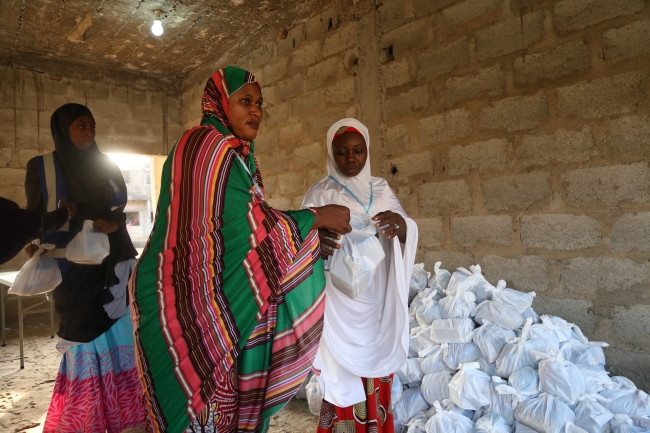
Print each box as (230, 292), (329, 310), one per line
(496, 319), (548, 378)
(416, 326), (439, 354)
(514, 393), (576, 433)
(65, 220), (110, 265)
(565, 423), (590, 433)
(521, 308), (540, 324)
(489, 280), (536, 314)
(508, 367), (540, 399)
(560, 328), (608, 367)
(515, 420), (540, 433)
(609, 415), (648, 433)
(421, 372), (452, 405)
(430, 318), (475, 344)
(446, 265), (495, 303)
(410, 263), (430, 299)
(306, 375), (323, 416)
(442, 342), (482, 370)
(425, 401), (476, 433)
(406, 417), (428, 433)
(392, 373), (404, 407)
(476, 413), (513, 433)
(578, 365), (614, 394)
(394, 389), (430, 426)
(472, 300), (524, 330)
(534, 349), (585, 404)
(440, 290), (476, 319)
(9, 244), (62, 295)
(573, 394), (613, 433)
(528, 323), (561, 353)
(329, 222), (385, 299)
(428, 262), (452, 293)
(539, 315), (574, 343)
(421, 346), (453, 374)
(600, 378), (650, 417)
(477, 357), (498, 377)
(416, 296), (443, 325)
(397, 358), (424, 385)
(487, 376), (516, 425)
(448, 362), (491, 410)
(473, 321), (516, 364)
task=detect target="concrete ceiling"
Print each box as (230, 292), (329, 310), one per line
(0, 0), (333, 81)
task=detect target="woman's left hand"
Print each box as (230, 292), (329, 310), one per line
(372, 211), (407, 242)
(93, 219), (118, 234)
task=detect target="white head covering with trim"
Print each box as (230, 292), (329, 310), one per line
(326, 118), (372, 205)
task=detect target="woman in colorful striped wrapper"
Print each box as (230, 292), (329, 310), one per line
(302, 118), (418, 433)
(128, 67), (351, 433)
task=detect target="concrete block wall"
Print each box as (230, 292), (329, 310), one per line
(181, 0), (650, 388)
(0, 65), (183, 272)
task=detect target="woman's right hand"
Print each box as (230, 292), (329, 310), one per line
(312, 204), (351, 235)
(318, 228), (341, 259)
(25, 243), (39, 258)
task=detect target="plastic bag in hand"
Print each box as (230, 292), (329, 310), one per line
(65, 220), (110, 265)
(425, 401), (476, 433)
(600, 377), (650, 417)
(430, 318), (475, 344)
(416, 296), (443, 326)
(410, 263), (431, 299)
(473, 320), (516, 363)
(330, 218), (385, 299)
(489, 280), (536, 314)
(446, 265), (494, 303)
(421, 372), (452, 405)
(428, 262), (451, 293)
(534, 348), (585, 405)
(305, 375), (323, 416)
(496, 319), (548, 378)
(397, 358), (424, 385)
(578, 365), (614, 394)
(514, 393), (576, 433)
(421, 346), (453, 375)
(472, 300), (524, 330)
(9, 244), (62, 296)
(476, 413), (513, 433)
(442, 342), (482, 371)
(448, 362), (491, 410)
(440, 290), (476, 319)
(609, 415), (648, 433)
(486, 376), (516, 425)
(573, 394), (613, 433)
(393, 389), (430, 426)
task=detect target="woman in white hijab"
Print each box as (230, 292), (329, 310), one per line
(302, 118), (418, 433)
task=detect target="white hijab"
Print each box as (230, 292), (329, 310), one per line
(326, 118), (372, 206)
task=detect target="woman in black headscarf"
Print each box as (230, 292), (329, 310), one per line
(24, 103), (145, 433)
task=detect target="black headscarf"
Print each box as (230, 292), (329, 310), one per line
(51, 103), (113, 203)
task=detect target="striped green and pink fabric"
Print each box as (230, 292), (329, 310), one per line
(129, 67), (326, 433)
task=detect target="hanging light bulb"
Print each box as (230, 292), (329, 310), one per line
(151, 10), (163, 36)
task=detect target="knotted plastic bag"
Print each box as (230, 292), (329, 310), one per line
(539, 315), (574, 343)
(609, 415), (648, 433)
(448, 362), (491, 410)
(600, 377), (650, 417)
(534, 348), (585, 405)
(514, 392), (576, 433)
(560, 326), (608, 367)
(424, 401), (475, 433)
(442, 342), (482, 371)
(578, 364), (615, 394)
(65, 220), (110, 265)
(473, 320), (516, 364)
(440, 289), (476, 319)
(496, 319), (548, 378)
(486, 376), (516, 425)
(416, 296), (443, 326)
(410, 263), (430, 299)
(428, 262), (451, 293)
(430, 318), (475, 344)
(394, 389), (430, 427)
(446, 265), (494, 303)
(421, 345), (453, 374)
(305, 375), (323, 416)
(489, 280), (536, 314)
(9, 244), (62, 296)
(573, 394), (613, 433)
(329, 215), (385, 299)
(472, 300), (524, 330)
(421, 372), (452, 405)
(475, 413), (513, 433)
(392, 374), (404, 407)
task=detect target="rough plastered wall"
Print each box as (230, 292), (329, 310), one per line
(184, 0), (650, 388)
(0, 64), (183, 272)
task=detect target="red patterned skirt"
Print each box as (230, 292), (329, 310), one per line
(317, 376), (394, 433)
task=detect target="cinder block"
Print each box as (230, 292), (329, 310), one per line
(292, 195), (305, 209)
(451, 215), (513, 247)
(611, 213), (650, 252)
(324, 78), (355, 104)
(253, 131), (277, 154)
(262, 58), (288, 84)
(556, 72), (643, 119)
(393, 185), (412, 213)
(382, 59), (411, 88)
(423, 251), (476, 274)
(0, 168), (25, 186)
(291, 92), (324, 115)
(305, 13), (327, 41)
(605, 116), (650, 156)
(382, 18), (431, 55)
(603, 19), (650, 64)
(482, 255), (550, 292)
(417, 37), (470, 79)
(611, 305), (650, 352)
(413, 0), (460, 17)
(245, 42), (274, 71)
(292, 141), (322, 168)
(414, 217), (445, 248)
(277, 24), (305, 57)
(389, 151), (433, 182)
(267, 197), (291, 211)
(379, 0), (415, 32)
(384, 124), (412, 156)
(418, 180), (472, 214)
(475, 11), (544, 61)
(553, 0), (644, 34)
(533, 296), (597, 336)
(516, 127), (593, 167)
(563, 257), (650, 295)
(514, 40), (591, 85)
(602, 347), (650, 392)
(263, 176), (278, 195)
(442, 0), (502, 28)
(385, 86), (429, 121)
(256, 151), (289, 175)
(479, 93), (548, 132)
(0, 148), (14, 166)
(277, 172), (306, 195)
(278, 123), (305, 146)
(292, 40), (323, 68)
(276, 75), (306, 101)
(445, 64), (504, 108)
(520, 214), (600, 250)
(18, 149), (38, 168)
(264, 102), (290, 127)
(307, 57), (341, 90)
(563, 162), (650, 206)
(307, 168), (325, 187)
(419, 108), (472, 146)
(482, 171), (551, 211)
(307, 107), (348, 136)
(447, 138), (508, 176)
(323, 23), (356, 58)
(510, 0), (542, 9)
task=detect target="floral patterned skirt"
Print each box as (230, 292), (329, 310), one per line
(317, 376), (394, 433)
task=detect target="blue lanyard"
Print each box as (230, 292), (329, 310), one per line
(237, 156), (265, 200)
(328, 174), (373, 214)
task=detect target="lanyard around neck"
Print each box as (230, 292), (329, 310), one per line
(237, 155), (265, 200)
(328, 174), (373, 214)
